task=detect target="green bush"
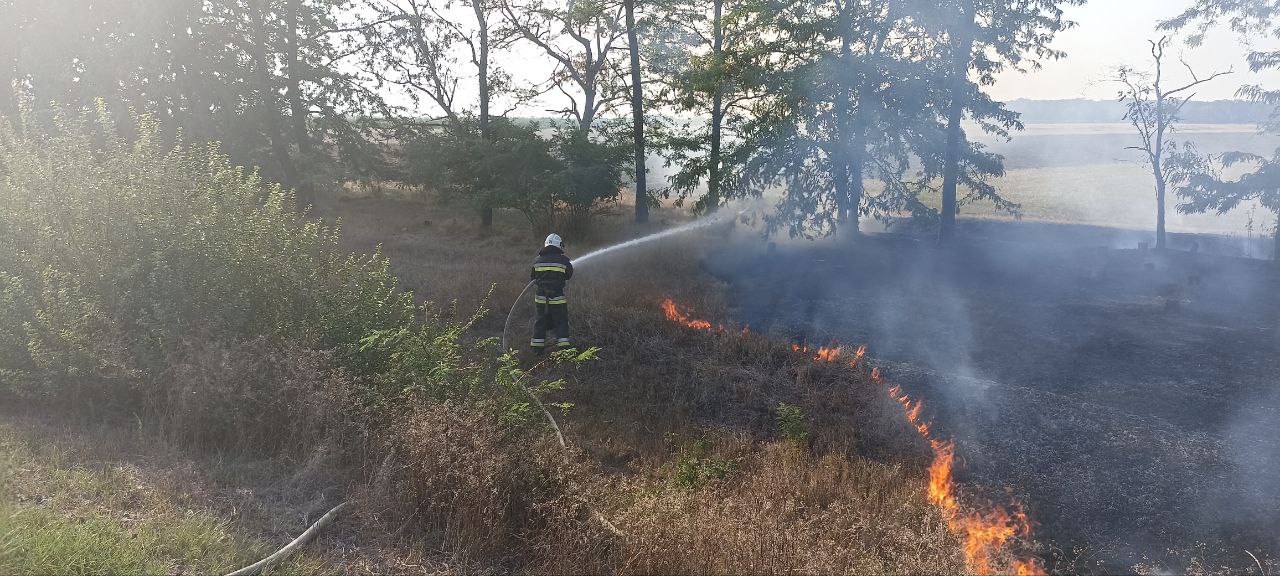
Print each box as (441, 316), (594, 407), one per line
(775, 402), (809, 444)
(0, 109), (413, 402)
(402, 120), (628, 235)
(0, 107), (572, 447)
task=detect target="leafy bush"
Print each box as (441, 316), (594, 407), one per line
(554, 126), (629, 235)
(666, 435), (736, 490)
(0, 109), (411, 402)
(403, 119), (628, 235)
(775, 402), (809, 444)
(0, 107), (570, 453)
(405, 118), (562, 232)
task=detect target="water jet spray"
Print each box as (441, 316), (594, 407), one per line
(501, 211), (739, 351)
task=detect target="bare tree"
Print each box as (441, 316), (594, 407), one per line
(367, 0), (532, 225)
(1116, 36), (1230, 249)
(500, 0), (628, 131)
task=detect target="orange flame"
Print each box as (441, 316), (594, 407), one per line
(848, 345), (867, 368)
(814, 346), (843, 363)
(661, 298), (713, 331)
(657, 297), (1044, 575)
(814, 349), (1045, 574)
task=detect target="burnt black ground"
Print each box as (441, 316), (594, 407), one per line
(707, 219), (1280, 572)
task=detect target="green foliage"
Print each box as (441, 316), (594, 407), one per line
(1162, 0), (1280, 257)
(0, 108), (413, 404)
(405, 120), (627, 234)
(774, 402), (809, 444)
(554, 127), (629, 233)
(646, 0), (769, 212)
(0, 108), (578, 452)
(0, 0), (392, 185)
(667, 435), (734, 490)
(406, 118), (562, 230)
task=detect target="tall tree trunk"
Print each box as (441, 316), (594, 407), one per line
(251, 1), (298, 189)
(940, 0), (975, 245)
(846, 128), (864, 234)
(1154, 112), (1168, 250)
(707, 99), (723, 213)
(1154, 165), (1167, 250)
(581, 80), (597, 132)
(844, 77), (869, 236)
(474, 0), (493, 228)
(473, 0), (490, 137)
(1274, 212), (1280, 264)
(832, 14), (853, 228)
(1152, 42), (1168, 250)
(285, 0), (309, 155)
(624, 0), (648, 224)
(283, 0), (314, 207)
(705, 0), (724, 213)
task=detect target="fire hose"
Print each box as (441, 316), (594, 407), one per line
(228, 216), (744, 574)
(223, 286), (611, 576)
(222, 501), (351, 576)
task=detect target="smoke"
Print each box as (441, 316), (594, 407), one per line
(706, 214), (1280, 570)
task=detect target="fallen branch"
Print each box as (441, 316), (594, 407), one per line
(223, 501), (351, 576)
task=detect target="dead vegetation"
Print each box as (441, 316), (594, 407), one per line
(2, 157), (971, 574)
(308, 191), (975, 573)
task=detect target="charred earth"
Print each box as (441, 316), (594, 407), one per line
(708, 219), (1280, 572)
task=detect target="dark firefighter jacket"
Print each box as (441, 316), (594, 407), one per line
(531, 245), (573, 304)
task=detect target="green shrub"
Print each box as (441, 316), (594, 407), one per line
(775, 402), (809, 444)
(0, 108), (414, 404)
(668, 436), (735, 490)
(0, 107), (576, 451)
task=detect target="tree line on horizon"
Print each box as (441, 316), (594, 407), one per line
(0, 0), (1276, 254)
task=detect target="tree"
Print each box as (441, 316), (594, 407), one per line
(406, 118), (563, 231)
(623, 0), (649, 223)
(1172, 150), (1280, 263)
(364, 0), (529, 226)
(647, 0), (766, 213)
(554, 126), (631, 232)
(404, 118), (626, 234)
(0, 0), (394, 197)
(1115, 36), (1230, 250)
(935, 0), (1084, 244)
(1161, 0), (1280, 263)
(735, 0), (949, 237)
(500, 0), (628, 131)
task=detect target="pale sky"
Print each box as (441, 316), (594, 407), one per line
(989, 0), (1280, 101)
(389, 1), (1280, 119)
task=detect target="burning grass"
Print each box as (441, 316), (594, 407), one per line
(0, 189), (999, 573)
(657, 296), (1046, 575)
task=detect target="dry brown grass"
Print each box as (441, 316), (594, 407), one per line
(610, 441), (964, 575)
(305, 191), (972, 573)
(4, 188), (973, 574)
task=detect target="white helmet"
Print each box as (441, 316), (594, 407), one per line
(544, 233), (563, 248)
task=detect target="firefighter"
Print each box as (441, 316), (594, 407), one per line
(530, 233), (574, 353)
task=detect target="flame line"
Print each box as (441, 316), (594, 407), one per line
(660, 297), (1045, 575)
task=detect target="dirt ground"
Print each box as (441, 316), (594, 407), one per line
(707, 219), (1280, 572)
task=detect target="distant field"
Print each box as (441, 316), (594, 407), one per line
(646, 123), (1279, 240)
(955, 123), (1279, 240)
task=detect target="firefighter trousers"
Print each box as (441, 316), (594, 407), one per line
(531, 302), (570, 351)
